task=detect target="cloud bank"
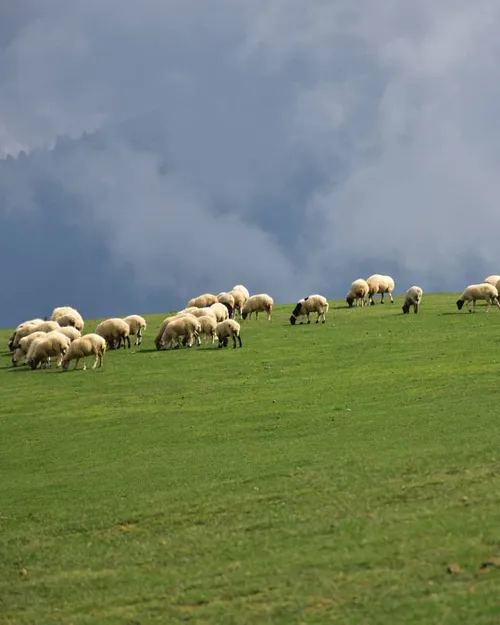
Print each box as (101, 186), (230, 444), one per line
(1, 0), (500, 325)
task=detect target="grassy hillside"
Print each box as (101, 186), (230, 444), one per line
(1, 294), (500, 624)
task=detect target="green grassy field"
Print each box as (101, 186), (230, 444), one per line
(1, 294), (500, 624)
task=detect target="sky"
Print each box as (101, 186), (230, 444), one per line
(1, 0), (500, 327)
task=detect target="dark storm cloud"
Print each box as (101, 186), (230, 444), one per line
(1, 1), (500, 326)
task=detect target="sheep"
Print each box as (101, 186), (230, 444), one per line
(161, 315), (201, 350)
(402, 286), (423, 314)
(55, 326), (82, 342)
(366, 274), (395, 305)
(11, 331), (47, 367)
(8, 319), (45, 351)
(9, 320), (60, 351)
(217, 292), (235, 318)
(50, 306), (84, 331)
(154, 314), (187, 350)
(228, 289), (247, 317)
(290, 295), (329, 325)
(346, 279), (370, 308)
(456, 283), (500, 313)
(187, 293), (218, 309)
(95, 318), (131, 349)
(26, 332), (69, 370)
(180, 307), (218, 320)
(123, 315), (147, 346)
(210, 302), (230, 323)
(241, 294), (274, 321)
(216, 319), (242, 348)
(61, 334), (106, 371)
(197, 315), (217, 345)
(232, 285), (250, 300)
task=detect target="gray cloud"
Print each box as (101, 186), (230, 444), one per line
(1, 1), (500, 325)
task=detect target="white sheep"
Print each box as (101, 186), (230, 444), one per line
(161, 315), (201, 350)
(187, 293), (218, 308)
(232, 285), (250, 300)
(217, 292), (235, 318)
(11, 331), (47, 367)
(8, 318), (45, 351)
(456, 283), (500, 313)
(290, 295), (329, 325)
(402, 286), (423, 314)
(197, 315), (217, 344)
(216, 319), (242, 348)
(50, 306), (84, 331)
(210, 302), (229, 322)
(346, 279), (369, 308)
(27, 332), (70, 370)
(61, 334), (107, 371)
(180, 307), (218, 320)
(55, 326), (82, 342)
(95, 318), (131, 349)
(123, 315), (147, 346)
(10, 320), (61, 351)
(366, 274), (395, 305)
(154, 314), (187, 350)
(241, 294), (274, 321)
(9, 323), (40, 351)
(484, 275), (500, 293)
(228, 289), (247, 317)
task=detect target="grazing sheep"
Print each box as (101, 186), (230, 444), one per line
(402, 286), (423, 314)
(11, 331), (47, 367)
(187, 293), (218, 309)
(456, 283), (500, 313)
(8, 319), (45, 351)
(181, 307), (218, 320)
(95, 318), (131, 349)
(366, 274), (395, 305)
(290, 295), (329, 325)
(232, 285), (250, 300)
(27, 332), (69, 370)
(50, 306), (84, 331)
(241, 294), (274, 321)
(216, 319), (242, 348)
(61, 334), (106, 371)
(217, 292), (235, 318)
(346, 279), (369, 308)
(123, 315), (147, 346)
(198, 315), (217, 344)
(161, 316), (201, 350)
(228, 289), (247, 317)
(56, 326), (82, 342)
(9, 320), (60, 351)
(210, 302), (229, 323)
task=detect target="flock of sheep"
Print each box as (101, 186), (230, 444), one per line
(6, 274), (500, 373)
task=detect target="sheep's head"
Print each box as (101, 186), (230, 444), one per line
(346, 295), (354, 307)
(289, 315), (297, 325)
(61, 360), (69, 371)
(241, 311), (248, 320)
(402, 303), (410, 314)
(28, 359), (37, 370)
(456, 299), (464, 310)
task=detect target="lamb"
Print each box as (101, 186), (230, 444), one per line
(290, 295), (329, 325)
(366, 274), (395, 305)
(217, 292), (235, 318)
(187, 293), (218, 308)
(241, 294), (274, 321)
(61, 334), (106, 371)
(216, 319), (242, 348)
(161, 315), (201, 350)
(228, 289), (247, 317)
(123, 315), (147, 346)
(232, 285), (250, 300)
(456, 283), (500, 313)
(346, 279), (369, 308)
(402, 286), (423, 314)
(197, 315), (217, 344)
(210, 302), (229, 322)
(26, 332), (70, 370)
(11, 331), (47, 367)
(50, 306), (84, 331)
(95, 318), (131, 349)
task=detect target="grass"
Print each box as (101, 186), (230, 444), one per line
(1, 294), (500, 624)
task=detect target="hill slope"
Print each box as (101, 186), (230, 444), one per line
(1, 294), (500, 624)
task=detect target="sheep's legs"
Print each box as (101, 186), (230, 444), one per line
(389, 293), (394, 303)
(74, 358), (79, 370)
(92, 353), (99, 369)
